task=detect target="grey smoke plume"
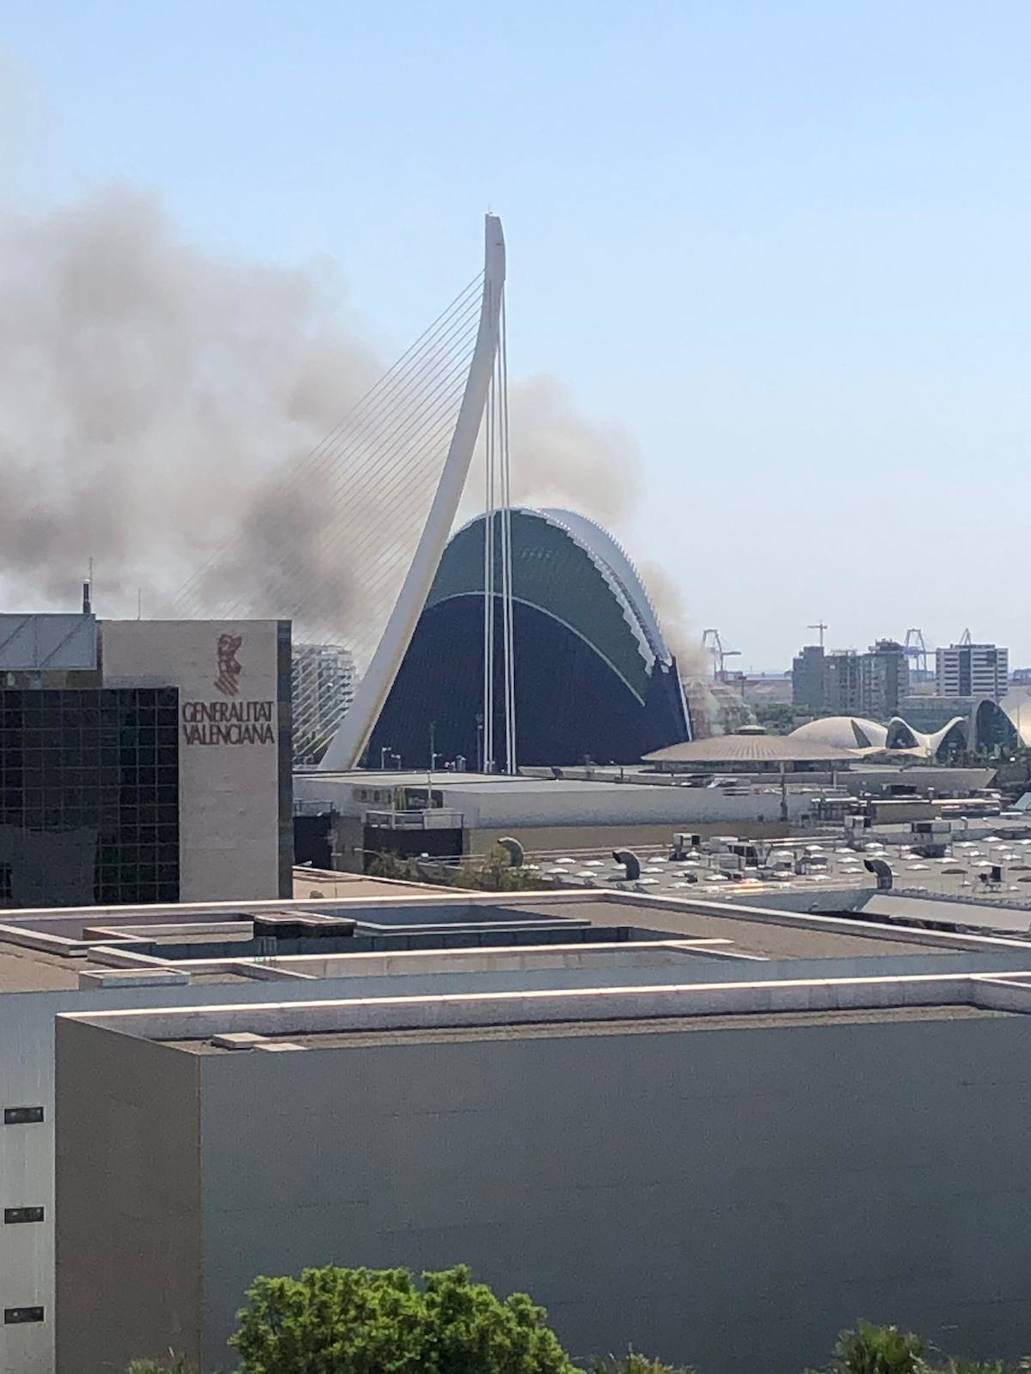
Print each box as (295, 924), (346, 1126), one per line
(505, 375), (641, 526)
(635, 559), (707, 677)
(0, 188), (378, 616)
(0, 189), (694, 668)
(485, 377), (703, 672)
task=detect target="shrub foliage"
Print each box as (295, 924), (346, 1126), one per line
(230, 1264), (577, 1374)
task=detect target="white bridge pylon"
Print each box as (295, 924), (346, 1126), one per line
(320, 214), (507, 771)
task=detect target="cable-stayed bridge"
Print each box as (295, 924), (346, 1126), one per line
(174, 215), (515, 772)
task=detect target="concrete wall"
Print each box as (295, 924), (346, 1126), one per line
(102, 620), (290, 901)
(55, 1022), (202, 1373)
(298, 774), (814, 830)
(467, 819), (795, 855)
(2, 941), (854, 1374)
(446, 783), (810, 829)
(57, 1010), (1031, 1374)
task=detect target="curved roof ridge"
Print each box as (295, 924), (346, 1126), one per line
(790, 716), (888, 750)
(539, 507), (670, 663)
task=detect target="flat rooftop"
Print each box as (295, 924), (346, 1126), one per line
(64, 963), (1031, 1057)
(0, 884), (1022, 994)
(11, 879), (1031, 1000)
(536, 826), (1031, 908)
(163, 1003), (1010, 1055)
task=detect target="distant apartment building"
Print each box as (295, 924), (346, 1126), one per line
(936, 641), (1008, 701)
(791, 645), (826, 711)
(824, 650), (861, 714)
(292, 643), (355, 764)
(792, 639), (909, 720)
(859, 640), (909, 720)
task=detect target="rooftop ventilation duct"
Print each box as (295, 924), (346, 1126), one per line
(612, 849), (641, 881)
(497, 836), (524, 867)
(864, 858), (893, 891)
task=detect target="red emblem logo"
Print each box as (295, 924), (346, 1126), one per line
(214, 634), (243, 697)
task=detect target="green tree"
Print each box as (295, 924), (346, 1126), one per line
(230, 1264), (577, 1374)
(817, 1323), (926, 1374)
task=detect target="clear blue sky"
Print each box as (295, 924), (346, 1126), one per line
(4, 1), (1030, 669)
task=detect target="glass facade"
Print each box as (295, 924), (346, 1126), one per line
(0, 688), (180, 907)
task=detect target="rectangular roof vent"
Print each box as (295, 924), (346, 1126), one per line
(79, 969), (191, 990)
(210, 1032), (268, 1050)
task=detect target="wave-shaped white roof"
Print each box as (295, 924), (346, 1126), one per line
(790, 717), (888, 750)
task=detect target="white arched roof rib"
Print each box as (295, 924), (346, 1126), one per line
(925, 716), (968, 756)
(451, 506), (667, 673)
(1000, 689), (1031, 747)
(883, 716), (968, 758)
(540, 507), (670, 665)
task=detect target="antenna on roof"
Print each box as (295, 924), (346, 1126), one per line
(82, 557), (93, 615)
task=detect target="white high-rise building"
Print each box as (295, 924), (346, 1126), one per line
(935, 641), (1009, 700)
(292, 643), (356, 763)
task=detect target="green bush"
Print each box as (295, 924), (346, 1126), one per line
(818, 1324), (926, 1374)
(230, 1264), (577, 1374)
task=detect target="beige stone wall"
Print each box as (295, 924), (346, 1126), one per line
(102, 621), (283, 901)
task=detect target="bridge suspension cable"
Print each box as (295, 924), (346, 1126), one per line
(172, 216), (507, 773)
(320, 215), (506, 771)
(172, 268), (487, 757)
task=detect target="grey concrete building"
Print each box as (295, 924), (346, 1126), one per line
(0, 884), (670, 1374)
(55, 947), (1031, 1374)
(859, 639), (909, 720)
(294, 767), (846, 868)
(791, 641), (909, 721)
(18, 878), (975, 1374)
(791, 644), (826, 710)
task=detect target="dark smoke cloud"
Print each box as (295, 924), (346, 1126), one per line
(0, 188), (695, 669)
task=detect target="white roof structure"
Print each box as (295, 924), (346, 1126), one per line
(790, 717), (887, 750)
(539, 508), (671, 665)
(644, 733), (858, 766)
(885, 715), (968, 759)
(789, 714), (968, 761)
(999, 688), (1031, 746)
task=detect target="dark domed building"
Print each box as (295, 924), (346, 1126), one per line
(367, 507), (691, 768)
